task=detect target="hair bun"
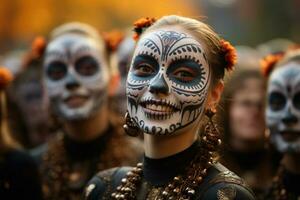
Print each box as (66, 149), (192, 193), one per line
(260, 53), (284, 77)
(220, 40), (237, 72)
(0, 67), (13, 90)
(133, 17), (156, 41)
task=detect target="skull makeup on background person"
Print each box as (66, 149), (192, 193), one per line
(266, 61), (300, 153)
(127, 28), (210, 135)
(44, 32), (109, 121)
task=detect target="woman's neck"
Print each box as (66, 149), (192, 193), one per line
(143, 127), (198, 159)
(63, 106), (109, 142)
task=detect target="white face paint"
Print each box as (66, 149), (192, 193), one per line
(126, 28), (210, 135)
(266, 62), (300, 153)
(44, 33), (109, 121)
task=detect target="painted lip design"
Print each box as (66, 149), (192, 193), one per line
(140, 98), (180, 120)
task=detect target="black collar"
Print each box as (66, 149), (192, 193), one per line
(143, 141), (199, 186)
(283, 168), (300, 195)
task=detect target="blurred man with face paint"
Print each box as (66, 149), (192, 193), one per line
(263, 49), (300, 200)
(32, 22), (142, 200)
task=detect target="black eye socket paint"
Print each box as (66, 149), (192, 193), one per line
(75, 56), (99, 76)
(46, 61), (68, 81)
(269, 91), (286, 111)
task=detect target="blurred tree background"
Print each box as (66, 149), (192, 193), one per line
(0, 0), (299, 53)
(0, 0), (198, 52)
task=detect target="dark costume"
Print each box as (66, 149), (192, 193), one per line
(32, 124), (142, 200)
(221, 147), (280, 199)
(0, 149), (43, 200)
(265, 166), (300, 200)
(85, 142), (255, 200)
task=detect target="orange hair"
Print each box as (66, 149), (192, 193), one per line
(133, 17), (157, 41)
(220, 40), (237, 72)
(260, 53), (284, 77)
(0, 67), (13, 90)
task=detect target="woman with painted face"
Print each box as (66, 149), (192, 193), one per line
(218, 64), (280, 198)
(0, 67), (43, 200)
(31, 22), (143, 200)
(85, 16), (256, 200)
(262, 49), (300, 200)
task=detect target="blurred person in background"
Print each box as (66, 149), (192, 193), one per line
(257, 38), (295, 57)
(0, 67), (42, 200)
(263, 48), (300, 200)
(1, 50), (25, 76)
(31, 22), (143, 200)
(5, 44), (54, 149)
(104, 30), (136, 124)
(219, 47), (279, 198)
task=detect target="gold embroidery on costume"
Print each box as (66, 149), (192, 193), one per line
(41, 128), (142, 200)
(217, 186), (237, 200)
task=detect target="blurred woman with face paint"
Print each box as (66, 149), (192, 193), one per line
(85, 16), (255, 200)
(31, 22), (143, 200)
(0, 67), (43, 200)
(218, 61), (280, 198)
(262, 48), (300, 200)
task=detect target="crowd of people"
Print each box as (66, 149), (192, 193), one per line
(0, 14), (299, 200)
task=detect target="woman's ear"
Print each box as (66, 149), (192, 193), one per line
(207, 81), (224, 111)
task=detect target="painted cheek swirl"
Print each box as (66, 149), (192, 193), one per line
(127, 30), (210, 135)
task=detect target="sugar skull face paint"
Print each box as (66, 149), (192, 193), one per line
(126, 29), (210, 135)
(266, 62), (300, 153)
(44, 33), (109, 121)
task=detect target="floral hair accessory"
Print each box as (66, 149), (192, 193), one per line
(220, 39), (237, 72)
(133, 17), (156, 41)
(31, 36), (47, 58)
(0, 67), (13, 90)
(260, 53), (284, 77)
(103, 31), (125, 52)
(22, 36), (47, 69)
